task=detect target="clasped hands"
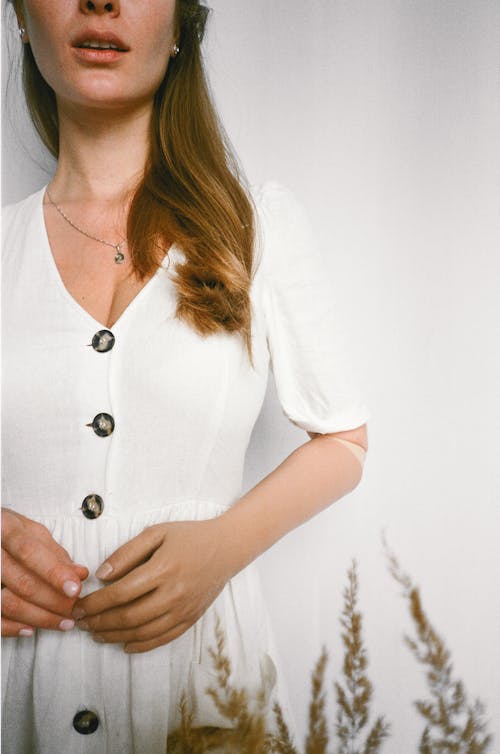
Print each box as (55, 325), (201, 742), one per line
(1, 508), (233, 653)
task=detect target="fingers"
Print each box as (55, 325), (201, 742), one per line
(72, 557), (162, 620)
(1, 616), (35, 638)
(73, 533), (170, 618)
(75, 586), (197, 652)
(94, 525), (164, 581)
(89, 617), (191, 653)
(76, 589), (167, 632)
(84, 609), (173, 643)
(4, 534), (82, 597)
(2, 510), (86, 597)
(1, 587), (76, 632)
(124, 621), (191, 654)
(74, 564), (90, 580)
(2, 550), (78, 617)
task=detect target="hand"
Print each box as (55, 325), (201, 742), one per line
(72, 519), (232, 653)
(1, 508), (89, 637)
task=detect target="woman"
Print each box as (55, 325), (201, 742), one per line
(1, 0), (370, 752)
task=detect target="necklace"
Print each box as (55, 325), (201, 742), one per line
(45, 187), (127, 264)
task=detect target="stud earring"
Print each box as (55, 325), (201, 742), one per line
(18, 26), (26, 40)
(171, 43), (180, 57)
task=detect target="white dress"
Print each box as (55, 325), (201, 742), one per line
(1, 181), (370, 753)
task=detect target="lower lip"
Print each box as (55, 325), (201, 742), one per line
(72, 47), (127, 63)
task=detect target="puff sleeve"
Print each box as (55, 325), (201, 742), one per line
(256, 182), (370, 434)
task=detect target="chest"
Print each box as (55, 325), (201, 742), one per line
(43, 203), (156, 330)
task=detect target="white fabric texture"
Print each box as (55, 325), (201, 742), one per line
(1, 181), (370, 753)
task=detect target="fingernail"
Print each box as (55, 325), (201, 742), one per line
(59, 619), (75, 631)
(77, 620), (90, 631)
(72, 606), (86, 619)
(19, 628), (34, 637)
(95, 562), (113, 579)
(63, 580), (80, 597)
(92, 634), (105, 643)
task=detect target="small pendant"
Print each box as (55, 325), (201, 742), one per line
(114, 245), (125, 264)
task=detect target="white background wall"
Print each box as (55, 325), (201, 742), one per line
(2, 2), (499, 751)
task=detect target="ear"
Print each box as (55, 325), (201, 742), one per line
(172, 5), (181, 48)
(19, 26), (29, 44)
(14, 9), (29, 43)
(13, 0), (24, 23)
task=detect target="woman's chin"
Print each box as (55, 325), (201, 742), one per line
(57, 88), (154, 118)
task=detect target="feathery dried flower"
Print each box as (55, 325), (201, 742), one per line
(335, 558), (391, 754)
(383, 532), (492, 754)
(167, 546), (491, 754)
(305, 648), (329, 754)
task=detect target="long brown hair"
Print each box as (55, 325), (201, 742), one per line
(8, 0), (256, 365)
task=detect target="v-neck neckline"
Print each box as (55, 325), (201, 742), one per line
(37, 183), (175, 333)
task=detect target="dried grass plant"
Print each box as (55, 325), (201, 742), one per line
(167, 560), (388, 753)
(334, 559), (391, 753)
(166, 612), (276, 754)
(383, 534), (493, 754)
(166, 547), (492, 754)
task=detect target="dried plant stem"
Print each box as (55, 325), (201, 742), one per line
(382, 532), (492, 754)
(305, 647), (329, 754)
(335, 558), (391, 754)
(167, 543), (491, 754)
(167, 612), (293, 754)
(268, 701), (300, 754)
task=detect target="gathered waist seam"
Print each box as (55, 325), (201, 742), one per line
(2, 499), (232, 524)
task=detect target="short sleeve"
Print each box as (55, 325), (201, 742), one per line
(255, 182), (371, 434)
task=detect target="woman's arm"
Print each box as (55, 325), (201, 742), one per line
(214, 424), (368, 576)
(70, 425), (368, 653)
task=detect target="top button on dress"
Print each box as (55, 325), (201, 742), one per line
(1, 180), (370, 754)
(91, 329), (115, 352)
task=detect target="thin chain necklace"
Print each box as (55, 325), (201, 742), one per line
(45, 187), (127, 264)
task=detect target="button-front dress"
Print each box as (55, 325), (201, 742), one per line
(1, 181), (370, 753)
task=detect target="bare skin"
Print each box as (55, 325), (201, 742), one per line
(42, 191), (158, 330)
(3, 0), (369, 652)
(1, 509), (89, 636)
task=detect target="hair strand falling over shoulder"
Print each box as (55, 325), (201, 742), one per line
(8, 0), (257, 366)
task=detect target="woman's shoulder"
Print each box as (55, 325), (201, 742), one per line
(250, 180), (306, 222)
(2, 185), (46, 256)
(2, 185), (45, 229)
(249, 180), (315, 278)
(2, 185), (46, 268)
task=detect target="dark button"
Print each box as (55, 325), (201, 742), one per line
(91, 329), (115, 353)
(81, 494), (104, 520)
(87, 413), (115, 437)
(73, 709), (99, 735)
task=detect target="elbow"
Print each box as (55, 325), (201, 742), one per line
(338, 422), (369, 453)
(308, 423), (368, 479)
(307, 422), (369, 452)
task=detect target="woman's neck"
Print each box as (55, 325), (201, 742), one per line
(49, 98), (153, 205)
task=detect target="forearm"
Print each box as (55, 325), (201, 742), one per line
(215, 436), (365, 577)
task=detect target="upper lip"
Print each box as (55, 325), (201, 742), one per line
(71, 29), (130, 51)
